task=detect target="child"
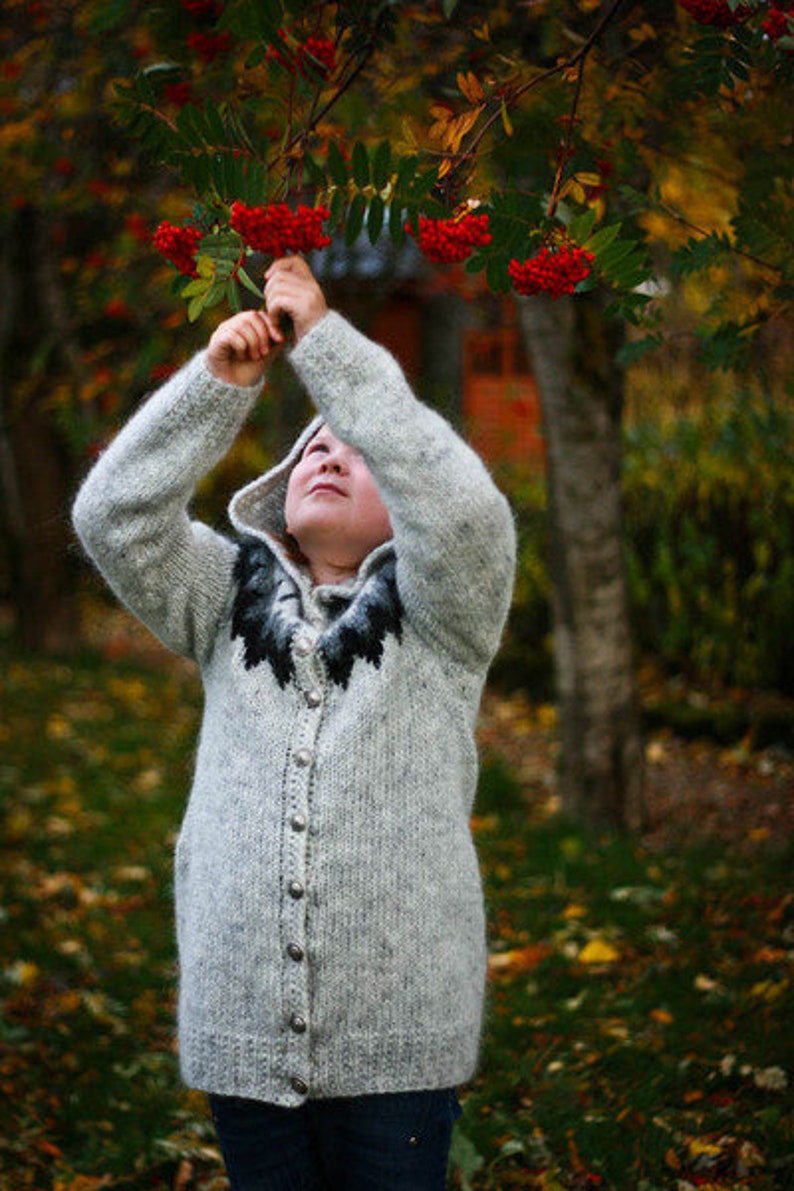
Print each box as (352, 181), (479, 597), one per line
(73, 256), (516, 1190)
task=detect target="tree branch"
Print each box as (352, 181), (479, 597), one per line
(439, 0), (629, 202)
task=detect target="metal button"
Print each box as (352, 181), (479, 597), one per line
(305, 689), (323, 708)
(291, 812), (307, 833)
(294, 748), (312, 767)
(293, 636), (313, 657)
(290, 1014), (307, 1034)
(408, 1135), (420, 1147)
(288, 880), (305, 900)
(287, 942), (304, 962)
(291, 1075), (309, 1096)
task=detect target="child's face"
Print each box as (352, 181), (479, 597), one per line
(284, 427), (392, 576)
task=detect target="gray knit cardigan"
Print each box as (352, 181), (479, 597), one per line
(72, 310), (516, 1106)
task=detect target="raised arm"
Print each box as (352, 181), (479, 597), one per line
(269, 259), (516, 669)
(72, 310), (282, 662)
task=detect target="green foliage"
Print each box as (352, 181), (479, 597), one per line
(488, 476), (553, 697)
(622, 394), (794, 694)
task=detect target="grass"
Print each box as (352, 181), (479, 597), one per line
(1, 644), (792, 1190)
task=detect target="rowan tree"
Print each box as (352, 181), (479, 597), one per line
(3, 0), (791, 828)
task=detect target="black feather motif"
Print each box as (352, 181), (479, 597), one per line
(319, 559), (403, 688)
(230, 537), (403, 689)
(231, 538), (300, 686)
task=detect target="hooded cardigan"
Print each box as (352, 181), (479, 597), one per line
(72, 310), (516, 1107)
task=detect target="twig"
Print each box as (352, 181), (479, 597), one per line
(441, 0), (629, 197)
(546, 53), (586, 219)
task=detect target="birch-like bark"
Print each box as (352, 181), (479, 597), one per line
(516, 293), (645, 832)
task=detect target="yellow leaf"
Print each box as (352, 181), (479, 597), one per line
(458, 70), (485, 104)
(562, 902), (587, 920)
(687, 1138), (724, 1159)
(5, 960), (39, 987)
(500, 99), (514, 137)
(442, 108), (482, 154)
(750, 978), (789, 1002)
(629, 22), (658, 41)
(650, 1007), (674, 1025)
(488, 943), (551, 975)
(578, 938), (620, 965)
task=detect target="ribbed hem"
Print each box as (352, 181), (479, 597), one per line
(179, 1023), (481, 1107)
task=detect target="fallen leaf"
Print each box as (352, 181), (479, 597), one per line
(578, 938), (620, 965)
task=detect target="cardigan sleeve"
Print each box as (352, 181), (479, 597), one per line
(289, 312), (516, 669)
(72, 353), (263, 664)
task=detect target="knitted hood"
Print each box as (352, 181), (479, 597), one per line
(227, 415), (324, 548)
(226, 416), (395, 588)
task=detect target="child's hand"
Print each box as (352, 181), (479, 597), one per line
(264, 256), (328, 343)
(206, 309), (283, 387)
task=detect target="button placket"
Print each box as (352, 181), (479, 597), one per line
(282, 636), (327, 1101)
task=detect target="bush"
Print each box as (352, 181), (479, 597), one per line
(497, 393), (794, 698)
(623, 393), (794, 695)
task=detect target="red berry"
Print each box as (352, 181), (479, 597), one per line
(508, 244), (594, 299)
(763, 3), (794, 43)
(163, 81), (193, 108)
(678, 0), (750, 27)
(187, 31), (231, 62)
(408, 213), (491, 264)
(229, 202), (332, 256)
(298, 35), (337, 77)
(182, 0), (224, 15)
(153, 221), (203, 276)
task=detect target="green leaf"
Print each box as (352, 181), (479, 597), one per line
(567, 209), (598, 244)
(486, 253), (510, 294)
(327, 141), (348, 188)
(443, 0), (460, 15)
(345, 193), (366, 245)
(388, 201), (406, 245)
(596, 239), (641, 271)
(244, 42), (269, 69)
(669, 233), (731, 280)
(303, 154), (326, 187)
(237, 266), (264, 302)
(181, 277), (213, 298)
(372, 140), (391, 191)
(226, 278), (242, 312)
(352, 141), (370, 188)
(584, 223), (621, 254)
(219, 0), (282, 42)
(330, 186), (345, 227)
(397, 154), (418, 191)
(616, 334), (664, 366)
(188, 290), (210, 322)
(367, 194), (385, 244)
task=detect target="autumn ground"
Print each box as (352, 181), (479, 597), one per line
(1, 608), (793, 1191)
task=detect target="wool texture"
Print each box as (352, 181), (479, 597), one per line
(72, 311), (516, 1107)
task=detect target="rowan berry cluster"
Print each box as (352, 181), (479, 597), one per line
(508, 245), (595, 300)
(182, 0), (224, 16)
(297, 35), (337, 76)
(409, 213), (492, 264)
(187, 30), (232, 62)
(153, 221), (203, 277)
(763, 2), (794, 43)
(678, 0), (750, 27)
(230, 202), (332, 256)
(267, 31), (337, 77)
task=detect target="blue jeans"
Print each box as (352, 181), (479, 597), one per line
(209, 1088), (462, 1191)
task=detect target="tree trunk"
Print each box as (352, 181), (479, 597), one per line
(0, 207), (81, 653)
(516, 293), (645, 833)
